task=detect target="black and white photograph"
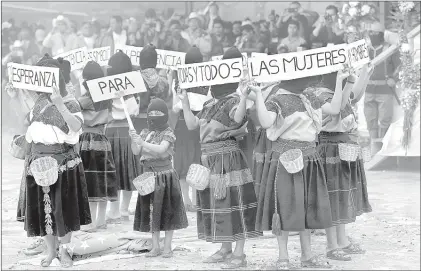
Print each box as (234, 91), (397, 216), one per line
(1, 1), (420, 270)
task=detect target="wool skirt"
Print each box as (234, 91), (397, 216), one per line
(79, 131), (118, 202)
(252, 128), (272, 194)
(317, 132), (372, 225)
(105, 119), (143, 191)
(25, 143), (91, 237)
(173, 117), (201, 179)
(255, 138), (333, 232)
(133, 158), (188, 232)
(197, 139), (262, 243)
(17, 157), (28, 222)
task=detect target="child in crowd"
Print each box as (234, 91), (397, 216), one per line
(130, 98), (188, 258)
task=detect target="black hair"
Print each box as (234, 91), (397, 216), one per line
(223, 21), (233, 30)
(209, 2), (219, 10)
(111, 16), (123, 24)
(288, 20), (300, 29)
(233, 21), (242, 26)
(290, 1), (301, 7)
(145, 8), (157, 18)
(325, 5), (339, 14)
(168, 19), (181, 28)
(213, 18), (224, 27)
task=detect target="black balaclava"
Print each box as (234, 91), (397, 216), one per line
(57, 57), (71, 84)
(82, 60), (111, 111)
(107, 50), (133, 76)
(147, 98), (169, 131)
(210, 46), (242, 99)
(184, 46), (208, 95)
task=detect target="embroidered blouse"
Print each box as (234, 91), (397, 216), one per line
(265, 88), (322, 142)
(314, 87), (357, 134)
(196, 93), (248, 144)
(26, 95), (84, 145)
(139, 127), (176, 161)
(78, 93), (111, 129)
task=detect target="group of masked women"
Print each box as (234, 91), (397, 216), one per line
(9, 43), (373, 269)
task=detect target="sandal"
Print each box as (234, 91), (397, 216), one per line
(301, 255), (331, 269)
(221, 254), (247, 269)
(341, 243), (365, 254)
(162, 250), (174, 258)
(203, 249), (233, 263)
(275, 259), (291, 270)
(145, 248), (162, 258)
(326, 249), (351, 261)
(59, 244), (74, 268)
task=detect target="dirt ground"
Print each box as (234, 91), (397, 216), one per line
(1, 134), (420, 270)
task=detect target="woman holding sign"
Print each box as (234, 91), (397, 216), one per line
(78, 60), (118, 232)
(105, 51), (141, 222)
(316, 65), (373, 260)
(179, 47), (262, 269)
(249, 71), (350, 269)
(24, 55), (91, 267)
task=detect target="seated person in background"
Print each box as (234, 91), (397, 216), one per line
(311, 5), (345, 47)
(277, 43), (289, 54)
(280, 20), (306, 52)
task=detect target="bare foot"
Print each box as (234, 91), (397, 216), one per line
(59, 245), (73, 268)
(41, 251), (57, 267)
(145, 248), (161, 257)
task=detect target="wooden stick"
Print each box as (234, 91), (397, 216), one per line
(120, 97), (135, 131)
(371, 44), (399, 67)
(407, 25), (420, 40)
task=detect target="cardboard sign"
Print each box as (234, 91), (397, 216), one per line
(87, 46), (111, 66)
(177, 58), (244, 89)
(114, 45), (185, 70)
(347, 39), (370, 69)
(251, 52), (267, 58)
(211, 53), (248, 68)
(55, 47), (89, 71)
(8, 62), (59, 93)
(248, 43), (349, 83)
(86, 71), (147, 102)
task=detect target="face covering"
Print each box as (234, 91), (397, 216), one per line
(369, 33), (383, 47)
(147, 98), (169, 131)
(210, 82), (238, 99)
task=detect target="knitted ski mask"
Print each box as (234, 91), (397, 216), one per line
(107, 50), (133, 76)
(82, 61), (111, 111)
(210, 47), (242, 99)
(139, 44), (159, 88)
(147, 98), (169, 131)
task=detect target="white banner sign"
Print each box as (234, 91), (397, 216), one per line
(347, 39), (370, 69)
(55, 47), (88, 71)
(114, 45), (185, 70)
(251, 52), (267, 58)
(87, 46), (111, 66)
(211, 52), (248, 68)
(8, 62), (59, 93)
(86, 71), (147, 102)
(177, 58), (244, 89)
(248, 43), (349, 83)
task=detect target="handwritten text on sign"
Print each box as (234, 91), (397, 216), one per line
(248, 43), (349, 83)
(211, 53), (248, 68)
(55, 47), (88, 71)
(87, 71), (147, 102)
(8, 62), (59, 93)
(87, 47), (111, 66)
(347, 39), (370, 69)
(114, 45), (185, 70)
(177, 58), (244, 89)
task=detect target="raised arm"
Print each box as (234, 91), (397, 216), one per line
(179, 89), (199, 130)
(51, 87), (82, 132)
(321, 70), (349, 115)
(248, 85), (277, 129)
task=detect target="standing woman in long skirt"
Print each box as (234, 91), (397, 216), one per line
(316, 65), (373, 260)
(105, 51), (141, 222)
(250, 71), (350, 269)
(24, 55), (91, 267)
(78, 60), (118, 231)
(172, 46), (207, 211)
(179, 47), (262, 269)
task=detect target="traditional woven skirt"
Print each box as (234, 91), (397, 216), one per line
(317, 132), (372, 225)
(105, 119), (143, 191)
(174, 116), (201, 179)
(133, 158), (188, 232)
(79, 129), (118, 202)
(197, 139), (262, 243)
(25, 143), (91, 237)
(252, 128), (272, 191)
(255, 138), (333, 232)
(239, 120), (256, 172)
(17, 157), (28, 222)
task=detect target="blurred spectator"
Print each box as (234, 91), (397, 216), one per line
(98, 15), (127, 52)
(222, 21), (235, 47)
(232, 21), (242, 40)
(76, 22), (99, 49)
(181, 12), (205, 46)
(211, 19), (233, 50)
(235, 22), (264, 55)
(127, 31), (138, 46)
(2, 40), (25, 66)
(268, 10), (280, 44)
(138, 9), (163, 47)
(311, 5), (345, 46)
(162, 20), (190, 52)
(280, 20), (306, 52)
(18, 27), (41, 64)
(33, 28), (51, 56)
(277, 43), (289, 54)
(42, 15), (78, 56)
(200, 1), (222, 33)
(277, 1), (311, 41)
